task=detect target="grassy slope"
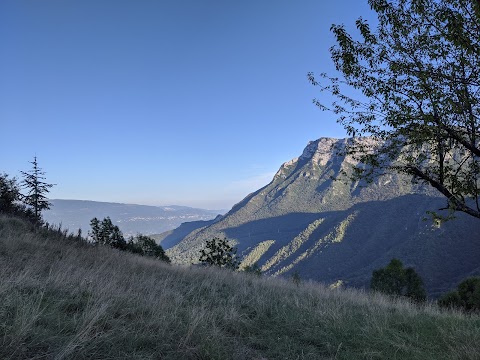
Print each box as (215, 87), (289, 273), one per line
(1, 216), (479, 360)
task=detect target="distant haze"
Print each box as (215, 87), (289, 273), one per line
(43, 199), (224, 237)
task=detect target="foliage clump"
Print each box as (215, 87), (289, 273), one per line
(127, 234), (170, 263)
(89, 217), (127, 250)
(89, 217), (169, 262)
(371, 258), (426, 302)
(310, 0), (480, 219)
(438, 277), (480, 312)
(199, 237), (239, 270)
(0, 173), (36, 223)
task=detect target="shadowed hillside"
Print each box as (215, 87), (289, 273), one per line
(150, 216), (219, 249)
(1, 215), (480, 359)
(167, 138), (480, 297)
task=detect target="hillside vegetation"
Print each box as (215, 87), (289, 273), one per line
(1, 215), (480, 360)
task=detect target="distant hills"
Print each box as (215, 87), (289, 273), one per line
(43, 200), (223, 237)
(166, 137), (480, 297)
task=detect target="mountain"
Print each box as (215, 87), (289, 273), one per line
(167, 137), (480, 297)
(149, 215), (221, 249)
(43, 199), (223, 237)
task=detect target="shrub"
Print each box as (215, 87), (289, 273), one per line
(0, 173), (38, 224)
(439, 277), (480, 312)
(199, 237), (239, 270)
(457, 277), (480, 311)
(371, 259), (426, 302)
(127, 235), (170, 263)
(438, 291), (462, 309)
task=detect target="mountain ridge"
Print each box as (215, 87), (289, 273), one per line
(166, 137), (480, 297)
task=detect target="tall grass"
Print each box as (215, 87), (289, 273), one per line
(1, 215), (479, 359)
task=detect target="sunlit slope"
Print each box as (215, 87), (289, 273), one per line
(167, 138), (480, 297)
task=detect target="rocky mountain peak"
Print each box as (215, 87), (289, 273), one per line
(299, 137), (339, 162)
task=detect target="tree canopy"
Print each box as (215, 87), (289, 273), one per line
(309, 0), (480, 219)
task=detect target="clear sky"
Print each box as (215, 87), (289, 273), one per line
(1, 0), (375, 209)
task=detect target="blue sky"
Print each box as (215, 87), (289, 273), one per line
(1, 0), (375, 209)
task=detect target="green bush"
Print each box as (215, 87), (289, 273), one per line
(199, 237), (239, 270)
(457, 278), (480, 311)
(438, 291), (462, 309)
(0, 173), (37, 224)
(371, 259), (426, 302)
(439, 277), (480, 312)
(127, 235), (170, 263)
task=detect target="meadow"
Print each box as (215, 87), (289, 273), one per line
(1, 215), (479, 359)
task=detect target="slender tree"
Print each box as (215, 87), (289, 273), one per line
(309, 0), (480, 219)
(20, 157), (55, 222)
(89, 217), (101, 242)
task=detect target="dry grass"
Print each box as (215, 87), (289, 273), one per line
(1, 215), (479, 359)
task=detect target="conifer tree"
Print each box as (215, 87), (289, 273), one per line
(20, 156), (55, 223)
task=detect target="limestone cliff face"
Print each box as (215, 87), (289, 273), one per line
(167, 137), (480, 297)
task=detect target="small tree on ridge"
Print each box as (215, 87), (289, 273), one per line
(89, 217), (126, 250)
(20, 156), (55, 223)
